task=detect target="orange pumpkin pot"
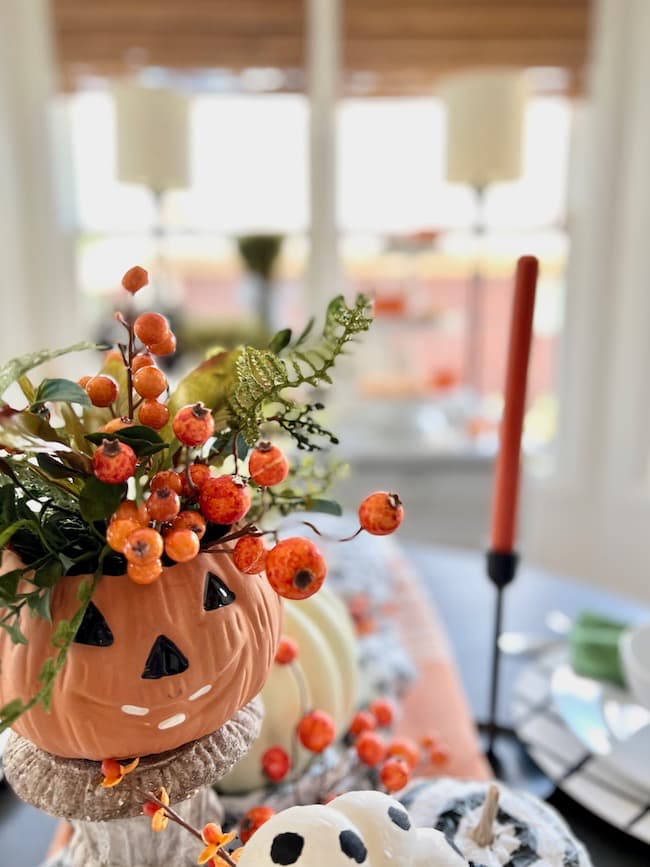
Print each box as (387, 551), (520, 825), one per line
(0, 552), (282, 760)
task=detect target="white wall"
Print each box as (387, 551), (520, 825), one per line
(524, 0), (650, 602)
(0, 0), (77, 361)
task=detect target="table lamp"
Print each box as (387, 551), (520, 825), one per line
(114, 83), (191, 306)
(439, 70), (527, 392)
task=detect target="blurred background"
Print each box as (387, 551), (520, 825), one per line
(2, 0), (649, 600)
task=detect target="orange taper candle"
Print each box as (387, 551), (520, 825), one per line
(489, 255), (538, 553)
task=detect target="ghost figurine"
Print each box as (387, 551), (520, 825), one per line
(236, 791), (468, 867)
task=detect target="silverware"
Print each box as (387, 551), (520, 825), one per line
(498, 610), (572, 657)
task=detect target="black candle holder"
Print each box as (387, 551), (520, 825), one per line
(484, 549), (519, 766)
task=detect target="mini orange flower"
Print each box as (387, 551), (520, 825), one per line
(100, 756), (139, 788)
(144, 787), (170, 832)
(197, 823), (236, 864)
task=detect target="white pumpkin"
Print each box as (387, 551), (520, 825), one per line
(400, 779), (593, 867)
(218, 586), (359, 793)
(237, 790), (467, 867)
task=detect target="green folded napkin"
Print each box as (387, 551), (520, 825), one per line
(569, 611), (628, 686)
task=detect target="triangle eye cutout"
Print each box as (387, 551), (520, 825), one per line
(203, 572), (236, 611)
(73, 601), (114, 647)
(142, 635), (189, 680)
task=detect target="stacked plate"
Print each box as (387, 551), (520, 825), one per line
(513, 646), (650, 845)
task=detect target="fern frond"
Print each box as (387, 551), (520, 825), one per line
(229, 294), (372, 444)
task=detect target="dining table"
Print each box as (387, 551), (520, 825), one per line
(1, 541), (649, 867)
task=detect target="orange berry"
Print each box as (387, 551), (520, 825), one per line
(202, 823), (224, 846)
(150, 471), (183, 495)
(180, 463), (211, 496)
(133, 366), (167, 399)
(149, 331), (177, 356)
(92, 439), (136, 484)
(124, 527), (164, 564)
(100, 758), (121, 779)
(142, 801), (159, 818)
(199, 475), (251, 525)
(112, 500), (148, 525)
(104, 349), (123, 363)
(138, 399), (169, 430)
(127, 558), (163, 585)
(122, 265), (148, 294)
(134, 312), (169, 347)
(349, 710), (377, 738)
(77, 375), (91, 389)
(172, 403), (214, 447)
(297, 710), (336, 753)
(265, 537), (327, 601)
(132, 352), (155, 373)
(386, 736), (420, 770)
(248, 442), (290, 487)
(369, 698), (395, 728)
(106, 518), (142, 554)
(274, 635), (299, 665)
(380, 758), (410, 793)
(172, 510), (207, 539)
(261, 746), (291, 783)
(429, 742), (450, 767)
(86, 375), (118, 408)
(100, 417), (133, 434)
(358, 492), (404, 536)
(239, 806), (276, 844)
(164, 528), (200, 563)
(146, 487), (181, 523)
(233, 535), (267, 574)
(356, 731), (387, 766)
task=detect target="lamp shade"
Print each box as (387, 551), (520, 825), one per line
(440, 70), (527, 186)
(114, 83), (190, 191)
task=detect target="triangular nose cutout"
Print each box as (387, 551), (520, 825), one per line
(141, 635), (189, 679)
(203, 572), (236, 611)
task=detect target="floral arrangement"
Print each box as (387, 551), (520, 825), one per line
(0, 266), (404, 733)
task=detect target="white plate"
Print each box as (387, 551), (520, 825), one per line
(551, 662), (650, 795)
(513, 647), (650, 845)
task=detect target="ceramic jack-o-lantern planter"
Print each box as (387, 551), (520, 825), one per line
(0, 269), (400, 866)
(0, 550), (282, 760)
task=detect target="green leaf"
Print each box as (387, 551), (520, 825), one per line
(0, 406), (70, 454)
(269, 328), (292, 354)
(85, 425), (168, 458)
(31, 378), (91, 411)
(28, 588), (52, 621)
(79, 477), (126, 523)
(0, 568), (23, 604)
(303, 497), (343, 516)
(0, 619), (27, 645)
(0, 341), (106, 401)
(236, 432), (249, 461)
(32, 559), (64, 588)
(36, 453), (87, 479)
(0, 518), (36, 549)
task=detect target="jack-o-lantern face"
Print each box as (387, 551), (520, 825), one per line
(0, 552), (282, 760)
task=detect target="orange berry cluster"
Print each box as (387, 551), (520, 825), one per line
(347, 701), (449, 793)
(88, 267), (404, 590)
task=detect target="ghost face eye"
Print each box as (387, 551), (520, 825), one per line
(74, 602), (114, 647)
(339, 830), (367, 863)
(270, 832), (305, 865)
